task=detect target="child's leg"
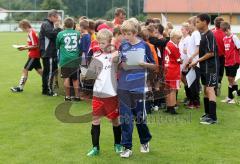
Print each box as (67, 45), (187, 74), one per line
(119, 91), (134, 150)
(203, 86), (209, 115)
(133, 99), (152, 145)
(111, 118), (121, 145)
(166, 90), (177, 114)
(229, 76), (238, 97)
(91, 116), (101, 150)
(72, 79), (80, 98)
(227, 76), (236, 99)
(206, 86), (217, 121)
(36, 68), (43, 76)
(64, 78), (70, 97)
(18, 69), (28, 89)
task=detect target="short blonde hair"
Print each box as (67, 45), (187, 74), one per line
(97, 29), (113, 42)
(121, 20), (138, 34)
(182, 22), (190, 32)
(188, 16), (197, 26)
(170, 29), (182, 38)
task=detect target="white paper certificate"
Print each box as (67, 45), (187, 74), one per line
(12, 44), (25, 48)
(126, 50), (145, 65)
(235, 66), (240, 82)
(186, 68), (196, 88)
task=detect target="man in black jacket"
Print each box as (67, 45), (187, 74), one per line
(39, 9), (62, 96)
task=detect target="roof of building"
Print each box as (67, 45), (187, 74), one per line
(144, 0), (240, 14)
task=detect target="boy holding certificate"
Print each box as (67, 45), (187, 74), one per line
(118, 20), (156, 158)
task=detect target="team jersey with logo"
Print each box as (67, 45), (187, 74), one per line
(199, 30), (218, 74)
(27, 28), (40, 58)
(56, 29), (81, 67)
(164, 41), (181, 81)
(118, 40), (155, 93)
(87, 52), (118, 98)
(223, 34), (240, 66)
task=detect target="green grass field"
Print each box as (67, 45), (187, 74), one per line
(1, 32), (240, 164)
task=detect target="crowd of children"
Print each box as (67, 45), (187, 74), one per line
(10, 8), (240, 158)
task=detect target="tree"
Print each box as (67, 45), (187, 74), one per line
(40, 0), (66, 10)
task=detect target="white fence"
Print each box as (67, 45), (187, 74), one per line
(0, 23), (42, 32)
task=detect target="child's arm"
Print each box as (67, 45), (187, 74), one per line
(83, 56), (101, 80)
(139, 43), (158, 70)
(232, 35), (240, 53)
(188, 32), (200, 62)
(18, 45), (38, 51)
(112, 51), (119, 63)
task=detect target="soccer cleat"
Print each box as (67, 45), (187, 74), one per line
(72, 97), (81, 102)
(228, 99), (236, 104)
(120, 148), (132, 158)
(87, 147), (99, 157)
(153, 106), (159, 111)
(200, 114), (209, 122)
(114, 144), (123, 153)
(233, 91), (240, 105)
(11, 86), (23, 92)
(221, 97), (231, 103)
(64, 96), (71, 101)
(140, 142), (150, 153)
(47, 92), (58, 97)
(194, 102), (200, 108)
(187, 101), (195, 109)
(200, 117), (217, 125)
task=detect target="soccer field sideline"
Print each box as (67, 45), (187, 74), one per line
(1, 32), (240, 163)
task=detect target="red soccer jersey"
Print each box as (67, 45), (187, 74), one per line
(223, 34), (240, 66)
(164, 41), (181, 81)
(27, 29), (40, 58)
(212, 27), (225, 56)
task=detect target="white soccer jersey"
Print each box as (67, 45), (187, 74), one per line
(179, 35), (190, 71)
(187, 30), (201, 67)
(86, 52), (118, 98)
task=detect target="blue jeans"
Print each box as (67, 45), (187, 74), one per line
(118, 90), (152, 149)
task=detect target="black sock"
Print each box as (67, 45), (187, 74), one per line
(228, 86), (233, 99)
(209, 101), (217, 121)
(204, 97), (209, 115)
(176, 90), (178, 100)
(238, 90), (240, 96)
(91, 124), (100, 150)
(184, 86), (190, 100)
(167, 106), (177, 114)
(113, 125), (121, 145)
(233, 85), (238, 92)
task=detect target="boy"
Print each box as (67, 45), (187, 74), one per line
(11, 19), (42, 92)
(118, 20), (156, 158)
(187, 16), (201, 109)
(84, 29), (122, 156)
(179, 22), (191, 105)
(164, 29), (182, 114)
(212, 17), (225, 96)
(79, 19), (91, 66)
(56, 17), (81, 101)
(189, 14), (219, 125)
(220, 21), (240, 103)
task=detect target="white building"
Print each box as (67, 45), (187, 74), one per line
(0, 7), (8, 20)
